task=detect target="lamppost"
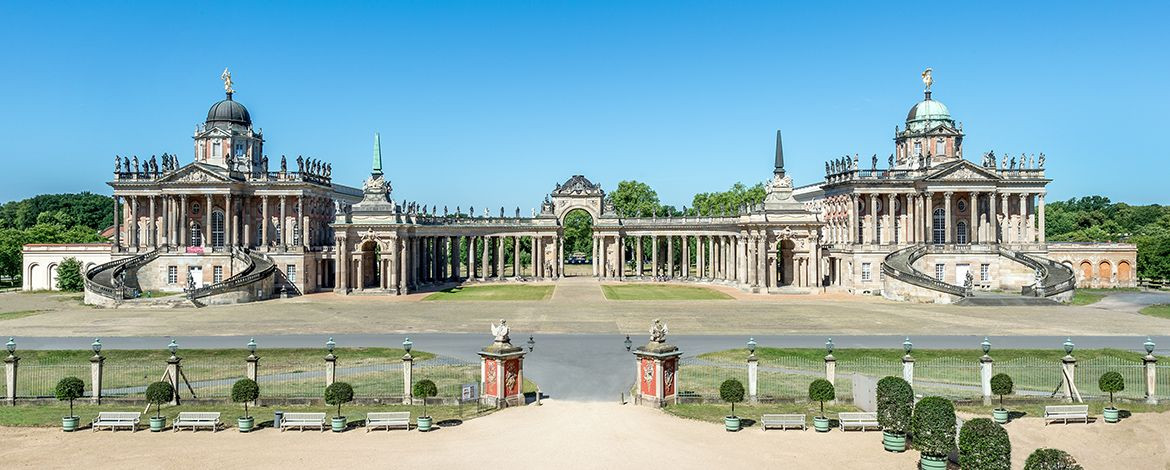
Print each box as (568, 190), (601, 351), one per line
(981, 337), (991, 357)
(1063, 337), (1075, 357)
(747, 337), (757, 360)
(167, 339), (179, 360)
(624, 335), (632, 352)
(5, 338), (15, 359)
(91, 338), (103, 357)
(90, 338), (104, 404)
(825, 337), (835, 357)
(526, 336), (535, 353)
(402, 337), (413, 356)
(903, 337), (913, 356)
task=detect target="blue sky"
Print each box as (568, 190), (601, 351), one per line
(1, 1), (1167, 209)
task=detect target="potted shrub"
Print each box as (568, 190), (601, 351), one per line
(719, 378), (745, 432)
(911, 396), (956, 470)
(55, 377), (85, 432)
(413, 379), (438, 432)
(990, 373), (1013, 424)
(876, 376), (912, 451)
(145, 381), (175, 432)
(1023, 448), (1083, 470)
(324, 382), (353, 432)
(958, 417), (1011, 470)
(808, 378), (835, 432)
(231, 378), (260, 432)
(1098, 371), (1124, 423)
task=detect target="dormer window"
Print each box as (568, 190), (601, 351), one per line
(935, 137), (946, 156)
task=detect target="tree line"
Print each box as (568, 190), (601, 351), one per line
(0, 193), (110, 284)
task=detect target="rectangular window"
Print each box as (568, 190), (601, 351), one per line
(167, 266), (177, 284)
(935, 263), (945, 281)
(861, 263), (872, 282)
(287, 265), (297, 283)
(936, 138), (946, 156)
(981, 263), (990, 282)
(213, 266), (223, 283)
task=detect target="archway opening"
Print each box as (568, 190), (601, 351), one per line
(562, 208), (594, 277)
(359, 240), (380, 289)
(778, 239), (796, 286)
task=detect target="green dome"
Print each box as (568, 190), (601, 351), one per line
(905, 95), (954, 132)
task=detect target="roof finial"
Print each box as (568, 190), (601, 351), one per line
(921, 67), (933, 100)
(773, 129), (785, 177)
(372, 132), (383, 176)
(221, 67), (235, 99)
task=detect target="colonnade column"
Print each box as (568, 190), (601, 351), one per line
(635, 236), (643, 278)
(924, 192), (934, 244)
(179, 196), (187, 247)
(481, 236), (490, 280)
(738, 233), (748, 284)
(682, 236), (690, 279)
(943, 192), (953, 244)
(466, 236), (476, 279)
(969, 192), (978, 244)
(666, 236), (674, 279)
(707, 236), (714, 279)
(300, 198), (309, 248)
(1001, 193), (1011, 244)
(886, 194), (894, 245)
(651, 236), (659, 278)
(205, 195), (213, 248)
(849, 194), (859, 244)
(1020, 193), (1030, 243)
(1038, 194), (1046, 244)
(988, 192), (998, 244)
(278, 196), (287, 249)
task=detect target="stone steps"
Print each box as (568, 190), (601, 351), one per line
(955, 295), (1058, 307)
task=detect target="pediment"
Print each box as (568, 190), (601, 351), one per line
(157, 164), (232, 184)
(196, 127), (233, 138)
(925, 160), (1000, 182)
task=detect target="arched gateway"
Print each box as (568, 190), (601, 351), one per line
(332, 132), (824, 295)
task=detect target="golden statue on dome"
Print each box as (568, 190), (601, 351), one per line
(922, 67), (934, 91)
(221, 67), (235, 95)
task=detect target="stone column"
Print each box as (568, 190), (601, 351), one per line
(129, 197), (139, 248)
(512, 236), (520, 278)
(402, 352), (414, 405)
(757, 233), (767, 290)
(90, 352), (104, 404)
(4, 352), (17, 405)
(557, 235), (564, 278)
(278, 196), (287, 249)
(224, 194), (233, 247)
(747, 353), (758, 403)
(301, 198), (310, 248)
(399, 238), (409, 293)
(738, 234), (748, 284)
(148, 196), (156, 248)
(682, 235), (690, 279)
(850, 194), (860, 244)
(651, 235), (659, 278)
(591, 235), (599, 277)
(944, 191), (953, 244)
(886, 193), (895, 245)
(635, 236), (643, 278)
(325, 352), (337, 387)
(980, 354), (994, 405)
(925, 192), (934, 244)
(747, 233), (758, 288)
(496, 236), (505, 280)
(902, 353), (915, 386)
(618, 235), (626, 280)
(988, 192), (998, 243)
(481, 237), (490, 280)
(1020, 193), (1030, 243)
(869, 193), (878, 245)
(204, 195), (213, 248)
(969, 192), (978, 244)
(1037, 194), (1046, 244)
(824, 353), (836, 386)
(1145, 351), (1158, 405)
(260, 196), (269, 248)
(1001, 193), (1011, 244)
(666, 236), (674, 279)
(165, 355), (181, 405)
(697, 236), (705, 279)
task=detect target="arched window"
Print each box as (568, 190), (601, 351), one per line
(932, 208), (946, 244)
(211, 210), (225, 247)
(190, 223), (202, 247)
(957, 221), (968, 244)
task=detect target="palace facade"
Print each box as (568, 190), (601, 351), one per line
(22, 71), (1136, 305)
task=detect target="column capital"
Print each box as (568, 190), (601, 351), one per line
(944, 191), (954, 198)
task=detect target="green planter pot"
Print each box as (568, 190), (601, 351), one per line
(814, 416), (833, 432)
(237, 417), (255, 433)
(919, 454), (948, 470)
(993, 408), (1009, 424)
(149, 416), (166, 432)
(724, 416), (741, 432)
(1104, 407), (1120, 423)
(61, 416), (80, 432)
(882, 431), (907, 452)
(417, 416), (433, 432)
(331, 417), (346, 432)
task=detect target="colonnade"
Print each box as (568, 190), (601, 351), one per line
(822, 190), (1046, 247)
(115, 193), (332, 251)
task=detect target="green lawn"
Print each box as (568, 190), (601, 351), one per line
(664, 402), (861, 426)
(955, 398), (1170, 419)
(0, 402), (494, 428)
(0, 310), (46, 321)
(422, 285), (554, 301)
(1139, 304), (1170, 319)
(1070, 288), (1140, 306)
(601, 284), (732, 300)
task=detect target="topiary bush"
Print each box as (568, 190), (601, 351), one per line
(1023, 448), (1083, 470)
(1098, 371), (1124, 408)
(231, 378), (260, 419)
(808, 378), (835, 419)
(911, 396), (957, 458)
(720, 379), (745, 417)
(145, 381), (175, 419)
(990, 373), (1013, 410)
(55, 377), (85, 418)
(413, 379), (438, 418)
(324, 382), (354, 418)
(876, 376), (912, 434)
(958, 417), (1011, 470)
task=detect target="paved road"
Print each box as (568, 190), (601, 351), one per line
(14, 333), (1168, 401)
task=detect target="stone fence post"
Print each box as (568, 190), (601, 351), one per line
(324, 337), (337, 388)
(747, 354), (758, 403)
(824, 354), (836, 386)
(1060, 338), (1077, 403)
(902, 354), (914, 386)
(402, 353), (414, 405)
(980, 355), (994, 406)
(1144, 337), (1158, 405)
(4, 339), (17, 405)
(246, 350), (259, 406)
(165, 355), (181, 406)
(90, 353), (104, 405)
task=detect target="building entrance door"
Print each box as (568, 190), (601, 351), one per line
(188, 266), (204, 288)
(955, 264), (970, 286)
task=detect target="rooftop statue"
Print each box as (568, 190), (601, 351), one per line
(490, 319), (510, 343)
(649, 318), (669, 343)
(220, 67), (234, 95)
(922, 67), (934, 91)
(1038, 153), (1045, 168)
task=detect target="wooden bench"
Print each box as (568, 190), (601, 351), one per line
(280, 412), (327, 432)
(91, 412), (140, 432)
(761, 414), (806, 431)
(174, 412), (222, 432)
(365, 412), (411, 432)
(1044, 405), (1089, 425)
(838, 412), (880, 431)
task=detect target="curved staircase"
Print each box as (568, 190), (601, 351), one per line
(881, 244), (1077, 305)
(84, 247), (277, 307)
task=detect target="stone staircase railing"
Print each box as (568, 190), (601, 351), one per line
(998, 247), (1076, 297)
(84, 249), (159, 300)
(188, 247), (276, 299)
(881, 245), (969, 297)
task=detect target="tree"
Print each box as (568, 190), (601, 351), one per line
(413, 379), (439, 418)
(808, 379), (835, 419)
(719, 379), (745, 417)
(231, 378), (260, 419)
(55, 377), (85, 418)
(324, 382), (354, 418)
(911, 396), (957, 458)
(145, 381), (175, 419)
(1023, 448), (1083, 470)
(876, 376), (912, 434)
(562, 209), (594, 259)
(691, 182), (766, 216)
(56, 257), (83, 291)
(607, 180), (662, 217)
(958, 418), (1011, 470)
(990, 373), (1013, 410)
(1098, 371), (1124, 409)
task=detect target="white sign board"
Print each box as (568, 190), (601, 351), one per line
(461, 383), (479, 401)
